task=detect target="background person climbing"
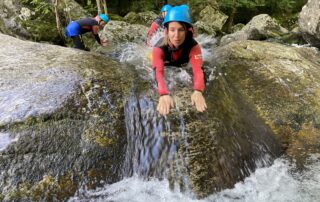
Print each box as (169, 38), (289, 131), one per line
(146, 4), (172, 47)
(65, 13), (109, 51)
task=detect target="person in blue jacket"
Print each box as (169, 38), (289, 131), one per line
(65, 13), (109, 50)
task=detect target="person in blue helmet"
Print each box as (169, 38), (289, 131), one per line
(146, 4), (172, 47)
(65, 13), (109, 51)
(152, 5), (207, 115)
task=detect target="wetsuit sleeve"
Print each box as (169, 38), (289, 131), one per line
(93, 34), (101, 44)
(152, 47), (168, 95)
(189, 44), (205, 92)
(92, 25), (101, 44)
(147, 22), (159, 46)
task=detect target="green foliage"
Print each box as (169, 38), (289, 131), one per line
(82, 0), (97, 15)
(275, 0), (297, 12)
(129, 1), (155, 13)
(22, 0), (53, 16)
(218, 0), (264, 8)
(213, 0), (307, 27)
(217, 0), (305, 12)
(20, 0), (59, 43)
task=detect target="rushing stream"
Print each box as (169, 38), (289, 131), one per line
(70, 155), (320, 202)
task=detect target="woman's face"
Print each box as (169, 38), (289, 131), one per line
(99, 20), (106, 28)
(167, 22), (186, 47)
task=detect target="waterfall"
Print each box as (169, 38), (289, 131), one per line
(123, 95), (179, 178)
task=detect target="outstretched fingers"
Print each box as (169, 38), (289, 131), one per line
(157, 95), (174, 116)
(191, 91), (207, 113)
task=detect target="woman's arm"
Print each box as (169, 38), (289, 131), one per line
(152, 47), (169, 95)
(189, 44), (207, 112)
(189, 44), (205, 92)
(92, 25), (101, 44)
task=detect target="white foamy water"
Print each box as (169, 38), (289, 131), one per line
(69, 156), (320, 202)
(0, 132), (18, 151)
(195, 34), (216, 62)
(149, 28), (165, 47)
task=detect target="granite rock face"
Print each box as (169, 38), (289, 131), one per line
(0, 33), (134, 201)
(299, 0), (320, 47)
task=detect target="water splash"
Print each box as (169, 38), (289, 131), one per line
(149, 28), (165, 48)
(0, 132), (18, 151)
(69, 156), (320, 202)
(209, 155), (320, 202)
(69, 175), (200, 202)
(195, 34), (217, 62)
(110, 32), (216, 82)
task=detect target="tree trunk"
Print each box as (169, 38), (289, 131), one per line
(102, 0), (108, 14)
(54, 0), (65, 44)
(64, 0), (72, 23)
(227, 0), (237, 33)
(96, 0), (102, 14)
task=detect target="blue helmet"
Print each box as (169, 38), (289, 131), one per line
(99, 13), (109, 23)
(161, 4), (172, 12)
(163, 5), (192, 27)
(180, 4), (190, 12)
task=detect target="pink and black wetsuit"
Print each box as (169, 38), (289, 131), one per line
(152, 36), (205, 96)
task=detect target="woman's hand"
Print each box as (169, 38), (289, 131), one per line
(101, 39), (108, 47)
(157, 95), (174, 116)
(191, 91), (207, 112)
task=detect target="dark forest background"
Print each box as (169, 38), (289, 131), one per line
(76, 0), (307, 28)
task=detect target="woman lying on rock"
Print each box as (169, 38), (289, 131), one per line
(152, 5), (207, 115)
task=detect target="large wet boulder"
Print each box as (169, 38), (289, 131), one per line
(123, 11), (158, 26)
(57, 0), (89, 20)
(101, 20), (148, 44)
(189, 0), (220, 22)
(194, 5), (228, 35)
(213, 40), (320, 168)
(220, 14), (288, 46)
(0, 33), (134, 201)
(299, 0), (320, 47)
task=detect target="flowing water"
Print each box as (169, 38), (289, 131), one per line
(70, 155), (320, 202)
(0, 132), (18, 151)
